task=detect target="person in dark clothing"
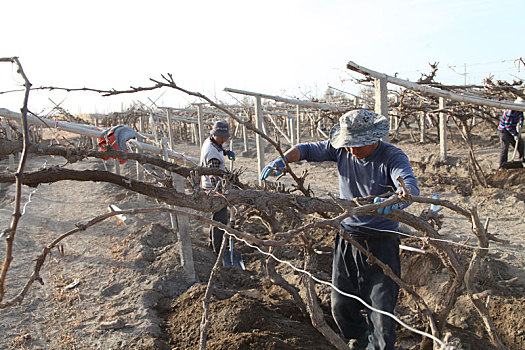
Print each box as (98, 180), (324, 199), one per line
(199, 121), (235, 253)
(498, 97), (525, 168)
(260, 110), (420, 350)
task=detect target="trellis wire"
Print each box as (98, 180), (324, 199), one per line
(223, 229), (455, 349)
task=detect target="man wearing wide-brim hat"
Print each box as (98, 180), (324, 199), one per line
(260, 109), (420, 350)
(200, 121), (236, 254)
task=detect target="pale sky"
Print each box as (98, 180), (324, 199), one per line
(1, 0), (524, 115)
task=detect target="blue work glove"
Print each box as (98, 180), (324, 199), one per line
(374, 197), (398, 215)
(225, 150), (236, 161)
(260, 156), (288, 181)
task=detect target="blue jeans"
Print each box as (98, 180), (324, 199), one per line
(331, 233), (400, 350)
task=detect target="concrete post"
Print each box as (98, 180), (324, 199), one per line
(166, 109), (175, 148)
(254, 96), (265, 186)
(229, 139), (234, 171)
(439, 97), (447, 161)
(261, 114), (269, 136)
(4, 120), (15, 170)
(375, 77), (390, 143)
(113, 158), (120, 175)
(295, 105), (301, 144)
(136, 116), (145, 204)
(233, 121), (240, 138)
(196, 104), (204, 149)
(191, 124), (198, 144)
(419, 111), (426, 143)
(149, 113), (159, 143)
(161, 138), (195, 283)
(173, 174), (196, 283)
(310, 113), (315, 138)
(290, 116), (296, 146)
(242, 124), (248, 152)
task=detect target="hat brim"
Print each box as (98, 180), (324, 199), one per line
(329, 115), (389, 148)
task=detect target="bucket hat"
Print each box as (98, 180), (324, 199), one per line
(329, 109), (389, 148)
(210, 121), (230, 138)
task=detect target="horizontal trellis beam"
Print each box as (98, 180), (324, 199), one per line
(0, 108), (198, 165)
(224, 87), (348, 112)
(346, 61), (525, 112)
(158, 106), (230, 118)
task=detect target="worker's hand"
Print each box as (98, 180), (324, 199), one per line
(226, 150), (236, 161)
(374, 197), (398, 215)
(260, 157), (288, 180)
(514, 135), (520, 142)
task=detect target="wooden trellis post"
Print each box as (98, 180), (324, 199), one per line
(254, 96), (265, 186)
(439, 97), (447, 161)
(374, 77), (390, 143)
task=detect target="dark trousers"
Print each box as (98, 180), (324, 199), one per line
(499, 129), (524, 168)
(331, 234), (400, 350)
(209, 206), (229, 254)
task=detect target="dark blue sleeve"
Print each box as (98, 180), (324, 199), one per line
(387, 149), (420, 209)
(296, 140), (338, 162)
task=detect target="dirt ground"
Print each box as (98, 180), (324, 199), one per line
(1, 120), (525, 350)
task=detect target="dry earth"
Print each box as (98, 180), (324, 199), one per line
(1, 122), (525, 349)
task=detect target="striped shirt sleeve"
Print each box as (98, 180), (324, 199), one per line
(498, 110), (524, 136)
(207, 158), (222, 192)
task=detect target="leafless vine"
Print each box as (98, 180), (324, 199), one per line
(1, 60), (521, 349)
